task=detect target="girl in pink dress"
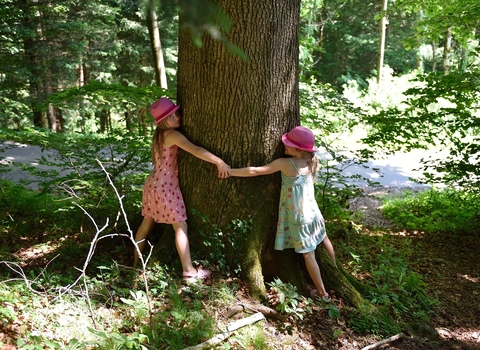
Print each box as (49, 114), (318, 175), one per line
(133, 97), (231, 282)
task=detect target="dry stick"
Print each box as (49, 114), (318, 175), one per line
(1, 262), (44, 294)
(54, 166), (156, 336)
(74, 204), (110, 329)
(361, 333), (405, 350)
(1, 254), (60, 295)
(54, 162), (152, 332)
(95, 160), (156, 342)
(182, 312), (266, 350)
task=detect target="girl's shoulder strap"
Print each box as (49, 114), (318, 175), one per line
(288, 158), (300, 175)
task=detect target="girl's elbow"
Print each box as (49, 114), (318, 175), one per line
(249, 168), (261, 176)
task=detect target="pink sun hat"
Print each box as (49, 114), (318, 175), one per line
(150, 97), (181, 124)
(282, 126), (317, 152)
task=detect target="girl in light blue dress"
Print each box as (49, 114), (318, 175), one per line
(231, 126), (336, 300)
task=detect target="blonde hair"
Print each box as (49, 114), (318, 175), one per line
(151, 118), (172, 165)
(298, 150), (318, 183)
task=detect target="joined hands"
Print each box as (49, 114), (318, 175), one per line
(217, 162), (231, 179)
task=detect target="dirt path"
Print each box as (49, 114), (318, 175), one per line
(414, 232), (480, 349)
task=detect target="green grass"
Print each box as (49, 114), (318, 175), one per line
(380, 187), (480, 236)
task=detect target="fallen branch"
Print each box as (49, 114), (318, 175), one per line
(239, 301), (282, 320)
(361, 333), (405, 350)
(182, 312), (266, 350)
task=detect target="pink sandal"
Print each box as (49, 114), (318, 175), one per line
(310, 289), (331, 302)
(182, 268), (211, 283)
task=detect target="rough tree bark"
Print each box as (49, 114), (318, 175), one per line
(152, 0), (372, 308)
(176, 0), (301, 299)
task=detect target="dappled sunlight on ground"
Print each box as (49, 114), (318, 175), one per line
(347, 188), (480, 350)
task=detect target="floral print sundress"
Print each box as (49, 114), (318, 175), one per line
(274, 158), (326, 253)
(141, 144), (187, 224)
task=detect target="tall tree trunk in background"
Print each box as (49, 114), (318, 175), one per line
(415, 10), (425, 72)
(431, 41), (437, 72)
(22, 0), (46, 128)
(459, 46), (468, 72)
(45, 69), (58, 132)
(376, 0), (388, 84)
(146, 0), (168, 89)
(442, 27), (452, 75)
(458, 29), (474, 72)
(78, 62), (85, 87)
(55, 108), (65, 131)
(177, 0), (302, 299)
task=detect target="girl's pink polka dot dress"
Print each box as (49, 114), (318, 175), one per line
(141, 145), (187, 223)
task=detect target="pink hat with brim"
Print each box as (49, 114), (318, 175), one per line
(282, 126), (317, 152)
(150, 97), (180, 124)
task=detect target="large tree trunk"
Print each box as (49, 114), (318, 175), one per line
(177, 0), (301, 299)
(168, 0), (371, 307)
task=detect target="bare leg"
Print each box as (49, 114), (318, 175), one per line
(303, 250), (327, 297)
(322, 236), (336, 267)
(133, 217), (155, 268)
(172, 221), (197, 275)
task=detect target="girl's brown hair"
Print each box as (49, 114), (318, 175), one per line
(151, 118), (172, 165)
(298, 150), (318, 183)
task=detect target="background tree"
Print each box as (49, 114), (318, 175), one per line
(146, 0), (168, 89)
(399, 0), (479, 74)
(359, 0), (480, 192)
(377, 0), (389, 83)
(0, 0), (179, 133)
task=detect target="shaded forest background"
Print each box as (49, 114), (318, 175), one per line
(1, 0), (478, 190)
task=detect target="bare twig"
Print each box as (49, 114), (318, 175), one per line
(182, 312), (266, 350)
(95, 159), (156, 342)
(361, 333), (405, 350)
(0, 254), (61, 295)
(0, 262), (45, 294)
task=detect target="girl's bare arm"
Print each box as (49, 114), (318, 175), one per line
(231, 158), (287, 177)
(165, 130), (230, 177)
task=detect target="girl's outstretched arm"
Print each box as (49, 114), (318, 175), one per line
(231, 158), (288, 177)
(165, 130), (230, 178)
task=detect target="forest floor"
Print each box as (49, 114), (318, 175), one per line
(217, 187), (480, 349)
(300, 188), (480, 350)
(1, 188), (479, 349)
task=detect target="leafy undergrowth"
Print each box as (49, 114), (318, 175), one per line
(1, 183), (480, 349)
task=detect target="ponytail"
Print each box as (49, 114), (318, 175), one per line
(299, 150), (318, 183)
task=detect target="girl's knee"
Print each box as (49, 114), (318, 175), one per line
(173, 220), (188, 232)
(303, 251), (314, 259)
